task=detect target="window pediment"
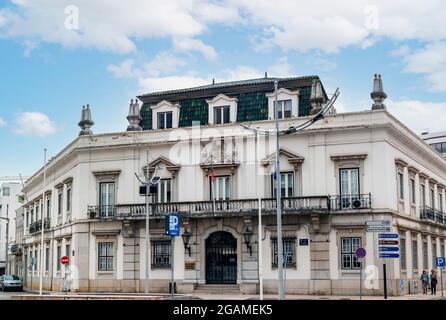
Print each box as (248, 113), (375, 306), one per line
(143, 156), (181, 178)
(261, 148), (304, 168)
(206, 94), (237, 125)
(150, 100), (181, 129)
(266, 88), (299, 119)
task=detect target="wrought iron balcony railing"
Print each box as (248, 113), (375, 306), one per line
(420, 206), (446, 224)
(28, 219), (51, 234)
(87, 196), (330, 220)
(330, 194), (372, 211)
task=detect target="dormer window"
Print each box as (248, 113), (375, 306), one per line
(266, 88), (299, 119)
(150, 100), (180, 130)
(157, 111), (173, 129)
(274, 99), (292, 119)
(207, 94), (237, 125)
(214, 106), (230, 124)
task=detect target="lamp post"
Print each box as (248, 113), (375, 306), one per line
(240, 79), (340, 300)
(242, 226), (253, 256)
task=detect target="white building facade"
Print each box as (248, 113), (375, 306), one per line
(20, 75), (446, 295)
(0, 182), (22, 275)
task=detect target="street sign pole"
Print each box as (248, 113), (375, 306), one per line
(383, 262), (387, 299)
(171, 236), (175, 300)
(441, 268), (444, 297)
(360, 260), (363, 300)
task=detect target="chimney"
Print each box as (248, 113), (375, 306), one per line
(127, 98), (142, 131)
(78, 104), (94, 136)
(371, 74), (387, 110)
(309, 79), (325, 115)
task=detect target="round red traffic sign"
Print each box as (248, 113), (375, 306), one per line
(60, 255), (70, 265)
(355, 247), (366, 258)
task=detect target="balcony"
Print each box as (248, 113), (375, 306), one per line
(420, 206), (446, 224)
(330, 194), (372, 211)
(28, 219), (51, 234)
(88, 196), (330, 220)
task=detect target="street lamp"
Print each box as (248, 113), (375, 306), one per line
(242, 226), (253, 256)
(181, 230), (192, 256)
(241, 79), (339, 300)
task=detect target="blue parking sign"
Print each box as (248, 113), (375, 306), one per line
(435, 257), (446, 268)
(165, 213), (180, 237)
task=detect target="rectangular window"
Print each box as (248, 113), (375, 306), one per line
(151, 240), (171, 268)
(430, 189), (435, 209)
(412, 239), (418, 270)
(439, 193), (443, 212)
(421, 184), (426, 207)
(98, 242), (114, 271)
(433, 241), (437, 267)
(410, 179), (416, 204)
(271, 237), (296, 268)
(398, 172), (404, 199)
(45, 247), (49, 272)
(57, 188), (63, 216)
(66, 186), (72, 213)
(66, 243), (71, 257)
(57, 243), (61, 271)
(2, 187), (10, 196)
(341, 237), (362, 270)
(214, 106), (230, 124)
(442, 242), (445, 258)
(99, 182), (115, 218)
(156, 179), (172, 203)
(339, 168), (360, 208)
(35, 202), (39, 221)
(34, 249), (38, 272)
(210, 176), (231, 200)
(271, 172), (294, 198)
(46, 197), (51, 219)
(30, 208), (34, 223)
(157, 111), (173, 129)
(400, 237), (406, 270)
(273, 99), (292, 119)
(423, 239), (428, 269)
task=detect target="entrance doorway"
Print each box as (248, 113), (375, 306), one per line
(205, 231), (237, 284)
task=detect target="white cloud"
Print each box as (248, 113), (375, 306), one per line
(172, 37), (217, 61)
(15, 112), (57, 137)
(107, 59), (137, 79)
(143, 52), (186, 77)
(387, 99), (446, 134)
(401, 42), (446, 92)
(138, 75), (210, 93)
(0, 118), (6, 127)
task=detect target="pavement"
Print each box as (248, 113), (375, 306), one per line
(2, 289), (446, 300)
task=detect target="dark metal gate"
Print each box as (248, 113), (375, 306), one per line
(205, 231), (237, 284)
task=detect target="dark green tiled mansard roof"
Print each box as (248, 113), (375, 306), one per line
(138, 76), (326, 130)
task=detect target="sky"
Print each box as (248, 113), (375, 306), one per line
(1, 0), (446, 177)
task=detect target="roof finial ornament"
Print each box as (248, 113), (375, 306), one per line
(78, 104), (94, 136)
(309, 79), (325, 115)
(127, 98), (142, 131)
(371, 73), (387, 110)
(265, 72), (268, 78)
(212, 78), (215, 85)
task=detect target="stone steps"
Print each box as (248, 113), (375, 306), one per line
(194, 284), (240, 294)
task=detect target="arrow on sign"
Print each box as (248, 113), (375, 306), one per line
(379, 253), (400, 259)
(379, 246), (400, 252)
(379, 240), (399, 245)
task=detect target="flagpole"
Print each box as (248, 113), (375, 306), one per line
(211, 155), (216, 214)
(39, 148), (47, 295)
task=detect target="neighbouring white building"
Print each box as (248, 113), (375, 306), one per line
(19, 74), (446, 295)
(421, 131), (446, 157)
(0, 182), (22, 275)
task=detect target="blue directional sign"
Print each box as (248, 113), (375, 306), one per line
(378, 233), (399, 239)
(379, 253), (400, 259)
(379, 246), (400, 252)
(165, 213), (180, 237)
(436, 257), (446, 268)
